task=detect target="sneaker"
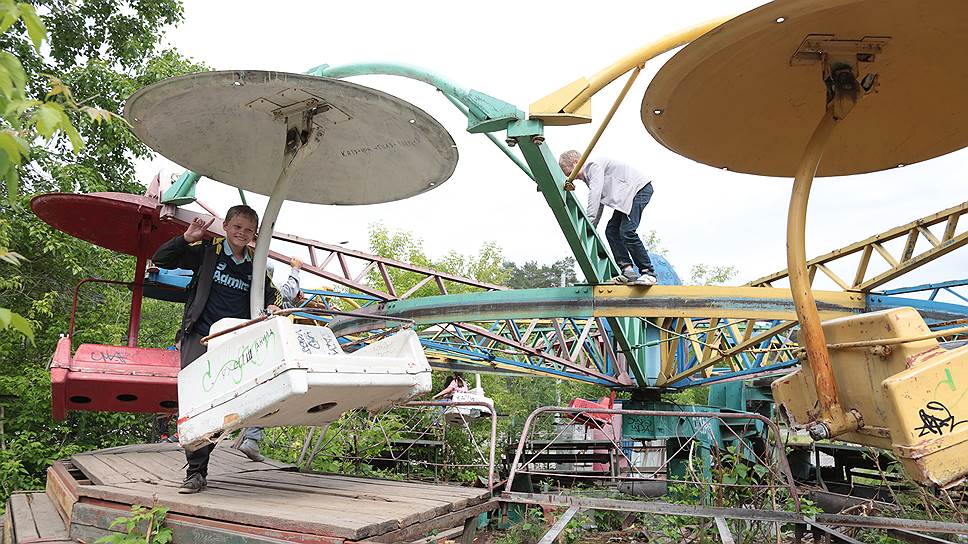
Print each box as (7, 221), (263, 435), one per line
(177, 473), (207, 494)
(608, 268), (638, 284)
(633, 273), (657, 286)
(238, 439), (265, 462)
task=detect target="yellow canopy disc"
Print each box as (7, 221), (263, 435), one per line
(643, 0), (968, 177)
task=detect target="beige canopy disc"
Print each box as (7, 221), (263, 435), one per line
(642, 0), (968, 177)
(125, 70), (458, 205)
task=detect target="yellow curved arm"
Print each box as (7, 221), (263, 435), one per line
(530, 16), (732, 125)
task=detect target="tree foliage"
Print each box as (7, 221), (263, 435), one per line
(0, 0), (202, 511)
(688, 264), (738, 286)
(501, 257), (578, 289)
(365, 226), (608, 469)
(366, 224), (509, 295)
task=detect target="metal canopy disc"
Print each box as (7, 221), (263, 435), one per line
(30, 192), (183, 256)
(642, 0), (968, 177)
(125, 71), (459, 204)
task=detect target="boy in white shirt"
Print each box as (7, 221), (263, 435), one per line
(559, 150), (657, 285)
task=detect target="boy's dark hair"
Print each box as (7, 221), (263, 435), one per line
(225, 204), (259, 225)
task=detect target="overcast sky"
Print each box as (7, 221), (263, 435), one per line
(134, 1), (966, 299)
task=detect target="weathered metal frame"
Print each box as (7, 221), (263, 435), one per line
(288, 400), (498, 491)
(501, 492), (968, 539)
(750, 201), (968, 293)
(160, 197), (627, 387)
(146, 60), (968, 390)
(504, 406), (801, 507)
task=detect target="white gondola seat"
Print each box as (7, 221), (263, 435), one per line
(177, 317), (431, 450)
(443, 387), (494, 426)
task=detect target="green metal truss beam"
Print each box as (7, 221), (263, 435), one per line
(507, 120), (649, 384)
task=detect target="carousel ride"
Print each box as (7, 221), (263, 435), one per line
(30, 0), (968, 497)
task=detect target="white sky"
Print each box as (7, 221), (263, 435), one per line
(134, 0), (967, 298)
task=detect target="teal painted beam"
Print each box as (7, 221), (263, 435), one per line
(305, 62), (523, 133)
(307, 62), (532, 180)
(440, 92), (534, 180)
(160, 170), (200, 205)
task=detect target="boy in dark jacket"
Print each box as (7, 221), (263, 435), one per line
(152, 204), (281, 493)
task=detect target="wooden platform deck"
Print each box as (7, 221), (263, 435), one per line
(6, 442), (495, 543)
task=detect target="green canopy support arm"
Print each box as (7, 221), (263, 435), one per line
(307, 61), (649, 385)
(509, 119), (647, 385)
(160, 170), (200, 205)
(307, 63), (534, 179)
(307, 63), (521, 132)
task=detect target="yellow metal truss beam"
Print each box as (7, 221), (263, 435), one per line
(748, 201), (968, 292)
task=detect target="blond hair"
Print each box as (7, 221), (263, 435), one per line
(558, 150), (581, 173)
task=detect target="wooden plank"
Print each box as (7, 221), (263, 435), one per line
(460, 515), (477, 544)
(297, 471), (489, 500)
(114, 452), (184, 484)
(45, 463), (78, 522)
(215, 444), (293, 470)
(368, 500), (499, 543)
(221, 470), (452, 509)
(89, 442), (182, 455)
(73, 499), (346, 544)
(221, 472), (452, 525)
(76, 483), (370, 540)
(71, 453), (130, 486)
(96, 451), (163, 484)
(207, 477), (419, 526)
(291, 472), (488, 503)
(538, 505), (580, 544)
(228, 469), (485, 508)
(25, 492), (69, 539)
(9, 493), (40, 541)
(406, 525), (463, 544)
(102, 478), (403, 539)
(151, 445), (291, 482)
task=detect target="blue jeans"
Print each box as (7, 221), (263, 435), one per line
(604, 183), (654, 275)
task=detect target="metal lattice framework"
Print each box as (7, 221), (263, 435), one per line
(648, 200), (968, 387)
(749, 201), (968, 292)
(153, 192), (631, 386)
(151, 62), (968, 390)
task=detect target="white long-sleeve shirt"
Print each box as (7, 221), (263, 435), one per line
(267, 262), (301, 307)
(581, 158), (652, 226)
(278, 268), (300, 308)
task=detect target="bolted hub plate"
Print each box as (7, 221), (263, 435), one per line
(642, 0), (968, 177)
(126, 71), (459, 205)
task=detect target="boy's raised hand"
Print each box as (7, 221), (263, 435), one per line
(183, 217), (215, 243)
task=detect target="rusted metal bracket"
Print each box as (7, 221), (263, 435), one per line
(790, 34), (891, 66)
